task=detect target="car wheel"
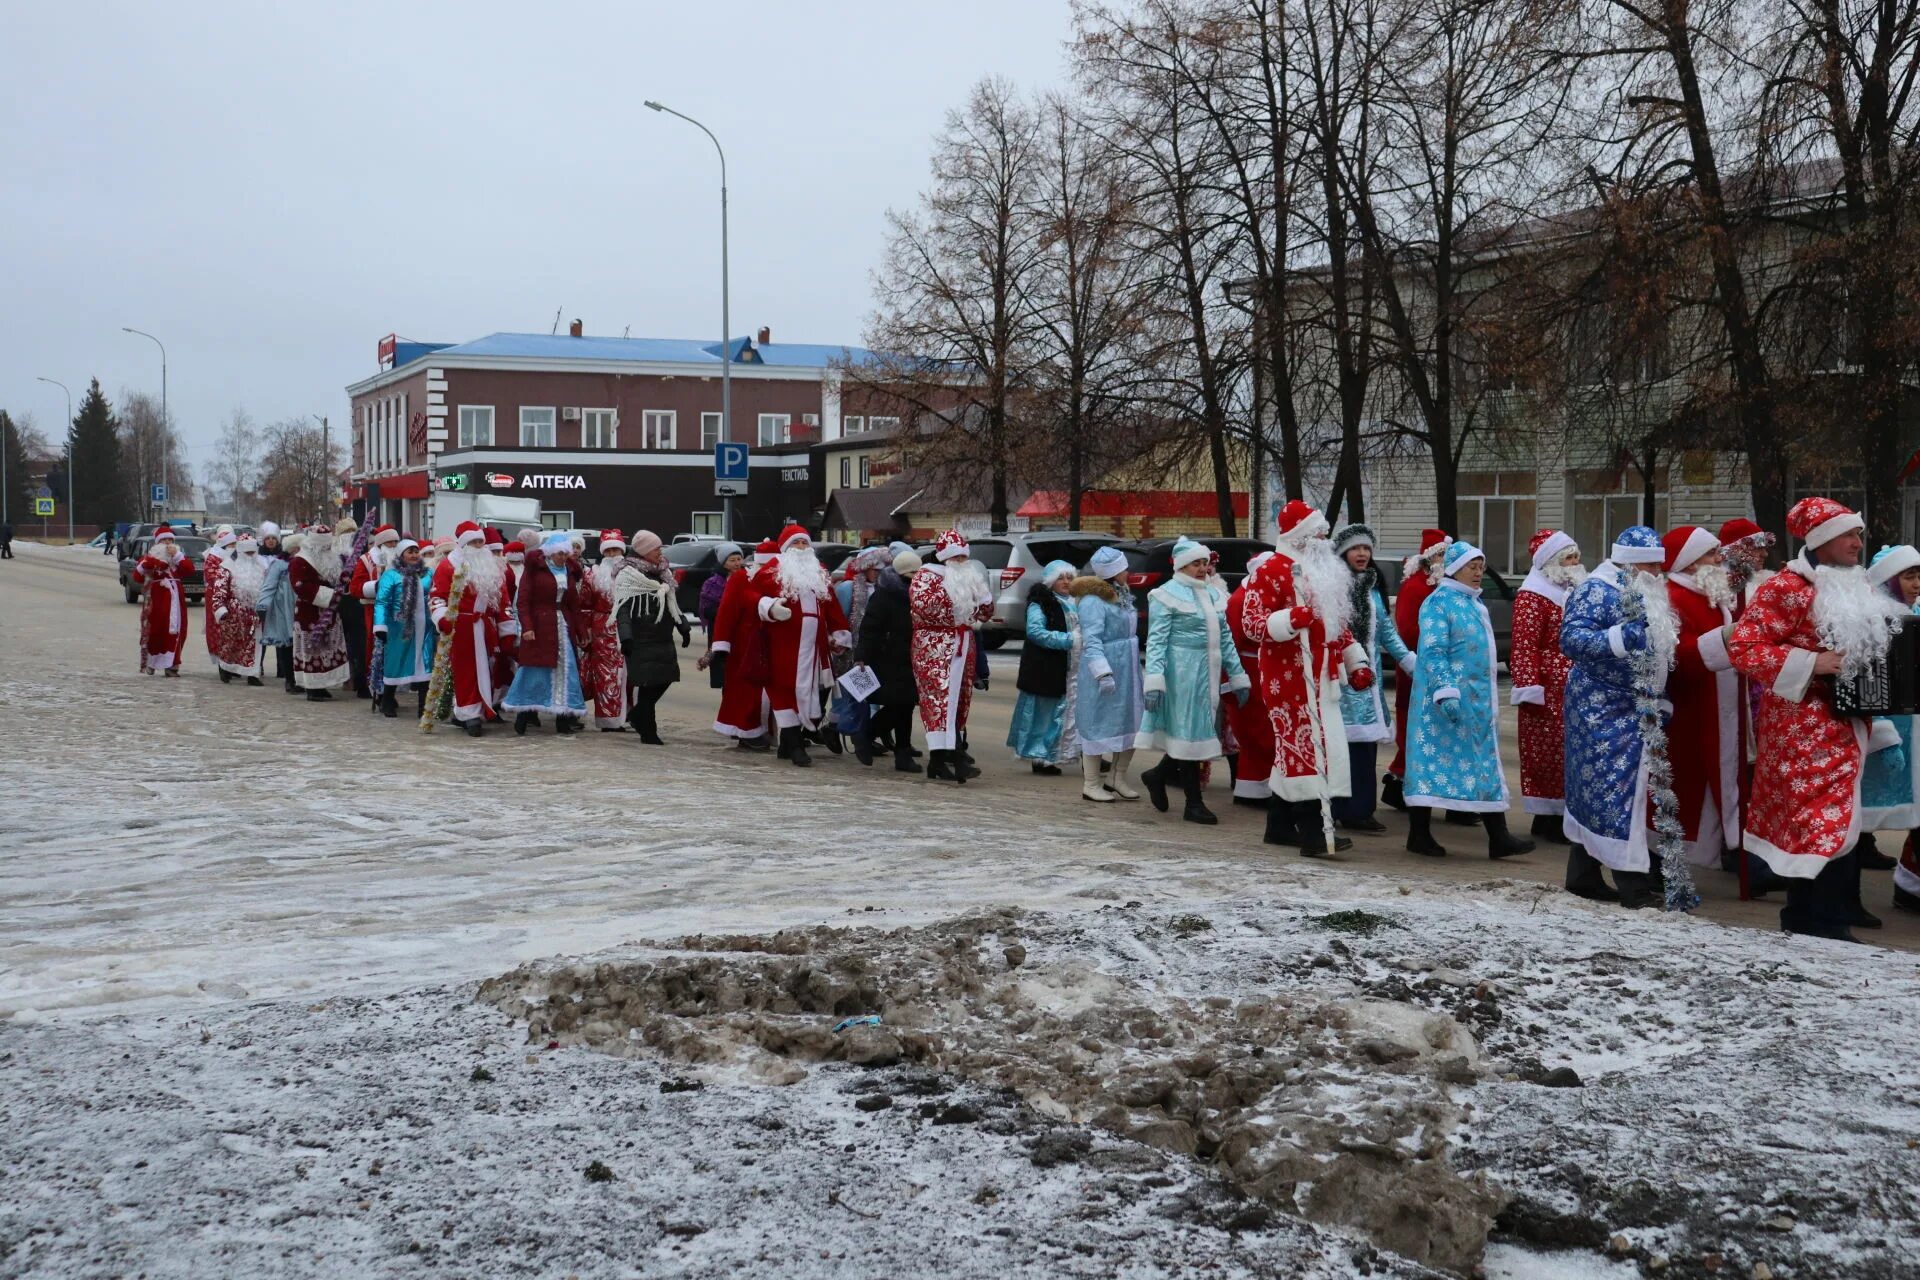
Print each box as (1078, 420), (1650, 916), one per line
(124, 580), (138, 604)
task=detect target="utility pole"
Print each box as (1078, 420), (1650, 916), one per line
(35, 377), (73, 543)
(123, 327), (167, 516)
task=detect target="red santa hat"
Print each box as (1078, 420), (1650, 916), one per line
(503, 540), (525, 563)
(1662, 526), (1719, 575)
(153, 524), (176, 542)
(215, 530), (238, 549)
(371, 524), (400, 546)
(599, 528), (627, 553)
(1787, 496), (1864, 550)
(933, 529), (970, 562)
(482, 526), (504, 547)
(754, 538), (779, 565)
(1275, 500), (1329, 548)
(1419, 528), (1451, 559)
(1718, 517), (1763, 545)
(1528, 528), (1574, 571)
(454, 520), (486, 546)
(777, 523), (811, 551)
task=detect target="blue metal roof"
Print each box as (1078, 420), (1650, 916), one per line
(406, 331), (879, 371)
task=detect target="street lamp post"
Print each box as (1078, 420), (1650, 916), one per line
(36, 376), (73, 544)
(645, 99), (734, 541)
(122, 327), (167, 516)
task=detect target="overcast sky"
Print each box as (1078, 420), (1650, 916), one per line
(1, 0), (1074, 475)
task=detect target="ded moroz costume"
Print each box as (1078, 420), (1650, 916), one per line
(210, 534), (264, 682)
(132, 525), (193, 676)
(1663, 526), (1746, 870)
(910, 529), (995, 782)
(1509, 530), (1583, 841)
(287, 523), (351, 697)
(201, 532), (234, 672)
(580, 529), (630, 731)
(709, 538), (777, 748)
(427, 520), (516, 735)
(754, 525), (856, 766)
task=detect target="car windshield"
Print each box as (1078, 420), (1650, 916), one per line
(1027, 536), (1116, 569)
(666, 542), (716, 568)
(165, 538), (210, 556)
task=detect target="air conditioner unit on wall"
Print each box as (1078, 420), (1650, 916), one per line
(562, 407), (581, 421)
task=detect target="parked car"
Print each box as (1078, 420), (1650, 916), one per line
(812, 542), (858, 575)
(116, 522), (181, 560)
(671, 533), (724, 545)
(664, 539), (733, 621)
(973, 531), (1124, 647)
(119, 535), (209, 604)
(1114, 537), (1272, 632)
(1375, 551), (1514, 666)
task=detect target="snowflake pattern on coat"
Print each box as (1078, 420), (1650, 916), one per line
(1404, 579), (1507, 811)
(1559, 564), (1663, 871)
(1241, 555), (1360, 802)
(909, 568), (994, 750)
(576, 568), (627, 729)
(1728, 557), (1868, 875)
(1509, 587), (1572, 813)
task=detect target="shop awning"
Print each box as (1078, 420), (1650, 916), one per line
(363, 470), (431, 500)
(1017, 489), (1249, 519)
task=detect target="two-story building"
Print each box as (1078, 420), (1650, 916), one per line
(343, 324), (906, 540)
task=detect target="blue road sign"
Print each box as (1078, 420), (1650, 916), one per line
(714, 442), (750, 480)
(150, 483), (168, 506)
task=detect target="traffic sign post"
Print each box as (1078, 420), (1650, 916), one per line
(33, 497), (55, 517)
(714, 443), (749, 537)
(150, 483), (168, 511)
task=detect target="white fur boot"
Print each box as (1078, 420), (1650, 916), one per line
(1108, 749), (1142, 799)
(1082, 753), (1115, 802)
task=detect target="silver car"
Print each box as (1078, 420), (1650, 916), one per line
(975, 530), (1123, 648)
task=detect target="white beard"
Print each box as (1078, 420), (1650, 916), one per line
(371, 546), (393, 571)
(591, 556), (624, 596)
(1690, 561), (1737, 611)
(1627, 568), (1679, 666)
(296, 535), (339, 582)
(940, 559), (993, 618)
(1289, 537), (1354, 637)
(775, 547), (829, 604)
(455, 543), (506, 610)
(1811, 563), (1908, 677)
(226, 553), (265, 609)
(1544, 559), (1588, 589)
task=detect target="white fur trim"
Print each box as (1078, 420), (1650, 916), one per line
(1431, 686), (1460, 703)
(1607, 624), (1628, 659)
(1697, 623), (1733, 673)
(1870, 545), (1920, 585)
(1611, 541), (1666, 565)
(1143, 673), (1168, 695)
(1774, 646), (1818, 703)
(1277, 511), (1330, 546)
(1529, 530), (1575, 571)
(1227, 670), (1251, 692)
(361, 580), (378, 599)
(1266, 611), (1298, 643)
(1340, 642), (1367, 673)
(458, 529), (486, 546)
(935, 542), (968, 562)
(1232, 777), (1273, 800)
(1405, 795), (1508, 813)
(1511, 684), (1546, 706)
(1669, 527), (1718, 574)
(1804, 510), (1864, 550)
(1523, 796), (1565, 815)
(1171, 542), (1210, 571)
(1869, 718), (1902, 754)
(1398, 652), (1417, 674)
(313, 585), (336, 610)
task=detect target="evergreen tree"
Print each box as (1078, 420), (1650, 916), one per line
(67, 379), (126, 528)
(1, 411), (33, 526)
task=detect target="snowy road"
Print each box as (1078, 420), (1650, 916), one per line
(2, 540), (1916, 1022)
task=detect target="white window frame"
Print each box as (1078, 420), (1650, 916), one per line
(520, 406), (556, 447)
(757, 413), (790, 447)
(458, 405), (495, 449)
(700, 411), (723, 449)
(641, 409), (676, 450)
(868, 416), (900, 432)
(839, 457), (852, 488)
(690, 511), (724, 536)
(581, 407), (618, 449)
(843, 415), (866, 435)
(541, 510), (575, 530)
(859, 456), (871, 488)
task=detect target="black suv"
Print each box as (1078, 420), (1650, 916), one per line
(119, 535), (210, 604)
(1115, 537), (1273, 630)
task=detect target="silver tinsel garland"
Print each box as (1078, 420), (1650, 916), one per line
(1620, 583), (1700, 912)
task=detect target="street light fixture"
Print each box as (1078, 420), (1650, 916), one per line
(122, 327), (167, 515)
(645, 98), (735, 540)
(35, 376), (73, 544)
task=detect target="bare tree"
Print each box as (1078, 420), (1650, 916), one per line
(119, 390), (191, 512)
(207, 407), (260, 520)
(255, 418), (339, 525)
(858, 77), (1044, 532)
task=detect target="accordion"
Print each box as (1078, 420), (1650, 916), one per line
(1831, 624), (1920, 716)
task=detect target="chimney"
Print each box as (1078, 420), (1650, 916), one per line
(757, 326), (771, 346)
(569, 318), (583, 338)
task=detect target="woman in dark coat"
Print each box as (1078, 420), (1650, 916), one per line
(854, 551), (921, 772)
(614, 529), (691, 745)
(503, 533), (589, 734)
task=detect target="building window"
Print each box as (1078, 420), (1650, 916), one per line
(868, 416), (900, 432)
(641, 410), (675, 450)
(580, 408), (617, 449)
(691, 511), (724, 536)
(839, 457), (852, 488)
(1450, 471), (1538, 577)
(541, 510), (574, 531)
(758, 413), (790, 447)
(859, 457), (871, 488)
(844, 415), (866, 435)
(458, 405), (494, 448)
(520, 407), (556, 447)
(700, 412), (723, 449)
(1570, 467), (1668, 568)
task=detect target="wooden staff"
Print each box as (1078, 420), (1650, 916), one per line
(419, 561), (468, 733)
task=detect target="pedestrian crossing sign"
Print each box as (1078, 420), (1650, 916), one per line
(33, 497), (55, 516)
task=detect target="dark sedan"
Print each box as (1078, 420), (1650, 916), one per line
(1115, 537), (1273, 629)
(119, 535), (209, 604)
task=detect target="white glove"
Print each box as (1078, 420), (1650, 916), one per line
(373, 625), (388, 636)
(214, 607), (229, 622)
(768, 601), (793, 623)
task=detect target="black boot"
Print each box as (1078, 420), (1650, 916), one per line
(1141, 759), (1171, 813)
(1445, 809), (1479, 827)
(1031, 762), (1062, 776)
(739, 734), (771, 752)
(926, 748), (971, 784)
(1614, 870), (1660, 910)
(464, 718), (484, 738)
(380, 688), (398, 719)
(218, 668), (233, 684)
(515, 711), (536, 735)
(1531, 814), (1570, 845)
(1844, 849), (1882, 928)
(1263, 802), (1300, 847)
(1485, 812), (1535, 860)
(417, 688), (428, 719)
(1895, 883), (1920, 914)
(782, 726), (812, 767)
(246, 675), (262, 686)
(818, 725), (844, 755)
(894, 745), (922, 774)
(1564, 844), (1619, 901)
(1407, 806), (1448, 857)
(1381, 773), (1407, 812)
(1857, 831), (1896, 871)
(1297, 801), (1352, 854)
(1179, 764), (1216, 825)
(1232, 792), (1272, 809)
(852, 718), (875, 766)
(306, 689), (330, 702)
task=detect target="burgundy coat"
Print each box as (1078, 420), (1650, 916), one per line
(513, 550), (586, 668)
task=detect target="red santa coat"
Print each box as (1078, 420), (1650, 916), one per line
(751, 559), (853, 731)
(1388, 569), (1437, 778)
(202, 552), (226, 662)
(710, 568), (769, 739)
(206, 554), (262, 676)
(132, 552), (191, 672)
(429, 552), (514, 722)
(1241, 554), (1364, 803)
(1728, 556), (1867, 877)
(909, 564), (994, 749)
(348, 550), (384, 666)
(1508, 577), (1573, 814)
(578, 563), (626, 728)
(1226, 582), (1275, 800)
(1667, 574), (1743, 863)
